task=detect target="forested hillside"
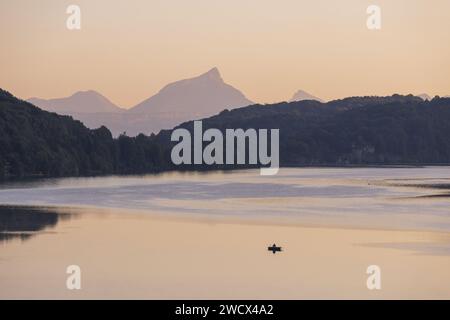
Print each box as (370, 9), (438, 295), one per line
(166, 94), (450, 166)
(0, 89), (163, 178)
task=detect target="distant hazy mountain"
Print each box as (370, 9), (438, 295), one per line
(28, 90), (123, 114)
(27, 68), (253, 137)
(104, 67), (254, 136)
(417, 93), (432, 101)
(290, 90), (324, 103)
(129, 67), (253, 116)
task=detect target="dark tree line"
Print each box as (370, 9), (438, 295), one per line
(0, 89), (167, 178)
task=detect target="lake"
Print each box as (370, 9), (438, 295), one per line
(1, 167), (450, 299)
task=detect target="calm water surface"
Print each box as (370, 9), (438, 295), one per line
(1, 167), (450, 299)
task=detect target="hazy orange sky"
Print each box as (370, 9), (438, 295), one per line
(1, 0), (449, 107)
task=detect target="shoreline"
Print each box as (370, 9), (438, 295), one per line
(1, 164), (450, 183)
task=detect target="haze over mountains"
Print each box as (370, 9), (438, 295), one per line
(28, 68), (253, 137)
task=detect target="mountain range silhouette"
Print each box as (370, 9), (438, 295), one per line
(27, 68), (253, 136)
(26, 69), (448, 137)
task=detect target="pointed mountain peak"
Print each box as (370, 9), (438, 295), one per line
(417, 93), (432, 101)
(290, 89), (324, 103)
(198, 67), (222, 82)
(129, 67), (253, 122)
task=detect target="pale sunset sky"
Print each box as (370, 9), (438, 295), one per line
(1, 0), (449, 107)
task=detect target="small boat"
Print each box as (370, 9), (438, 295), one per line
(268, 244), (282, 254)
